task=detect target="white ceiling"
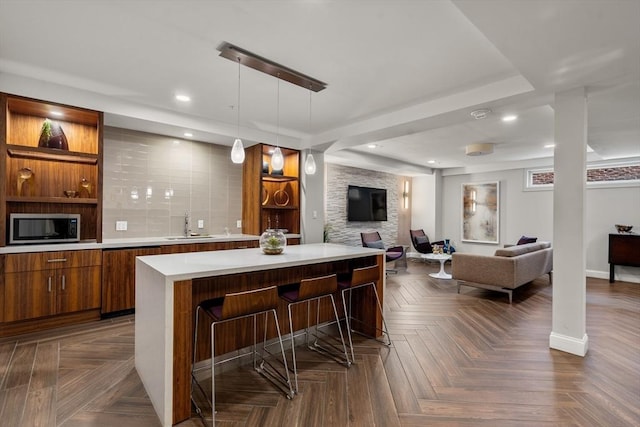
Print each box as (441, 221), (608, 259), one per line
(1, 0), (638, 176)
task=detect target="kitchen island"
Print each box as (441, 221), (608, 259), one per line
(135, 243), (385, 426)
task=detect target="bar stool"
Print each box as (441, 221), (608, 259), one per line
(191, 286), (294, 425)
(279, 274), (350, 393)
(338, 264), (392, 362)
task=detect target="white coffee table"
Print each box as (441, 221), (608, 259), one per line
(422, 253), (452, 279)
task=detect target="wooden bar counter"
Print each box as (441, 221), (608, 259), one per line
(135, 243), (385, 426)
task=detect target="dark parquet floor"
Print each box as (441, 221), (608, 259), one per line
(1, 260), (639, 426)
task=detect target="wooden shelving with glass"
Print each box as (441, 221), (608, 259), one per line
(242, 144), (300, 236)
(0, 93), (103, 246)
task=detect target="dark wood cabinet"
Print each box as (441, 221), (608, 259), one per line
(608, 233), (640, 283)
(100, 239), (260, 316)
(2, 250), (101, 322)
(1, 93), (103, 246)
(101, 247), (162, 314)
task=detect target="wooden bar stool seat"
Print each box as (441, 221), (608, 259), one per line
(338, 264), (392, 362)
(279, 274), (350, 393)
(191, 286), (294, 425)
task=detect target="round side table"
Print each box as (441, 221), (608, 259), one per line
(421, 253), (452, 279)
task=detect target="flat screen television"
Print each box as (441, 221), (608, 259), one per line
(347, 185), (388, 221)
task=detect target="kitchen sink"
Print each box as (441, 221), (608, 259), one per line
(164, 235), (217, 240)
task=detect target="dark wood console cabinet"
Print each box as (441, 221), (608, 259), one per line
(608, 233), (640, 283)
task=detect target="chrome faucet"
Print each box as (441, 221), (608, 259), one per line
(184, 212), (190, 237)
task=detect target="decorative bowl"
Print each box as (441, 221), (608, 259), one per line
(615, 224), (633, 233)
(64, 190), (78, 198)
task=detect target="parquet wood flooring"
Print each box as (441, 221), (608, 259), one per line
(0, 261), (638, 426)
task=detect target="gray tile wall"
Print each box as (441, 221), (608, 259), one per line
(325, 163), (406, 247)
(102, 127), (242, 239)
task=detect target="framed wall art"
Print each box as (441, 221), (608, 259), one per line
(461, 181), (499, 244)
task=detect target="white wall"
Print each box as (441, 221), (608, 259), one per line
(434, 168), (640, 282)
(411, 174), (437, 240)
(301, 150), (325, 243)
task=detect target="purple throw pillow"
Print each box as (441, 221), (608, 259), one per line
(517, 236), (537, 245)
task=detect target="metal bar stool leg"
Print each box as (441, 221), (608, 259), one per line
(191, 286), (294, 425)
(280, 274), (350, 394)
(338, 264), (392, 362)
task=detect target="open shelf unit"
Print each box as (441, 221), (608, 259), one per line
(0, 93), (103, 245)
(242, 144), (300, 235)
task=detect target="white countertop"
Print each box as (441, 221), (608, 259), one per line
(0, 234), (300, 254)
(136, 243), (384, 282)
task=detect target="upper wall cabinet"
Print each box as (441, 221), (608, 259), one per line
(0, 93), (104, 246)
(242, 144), (300, 235)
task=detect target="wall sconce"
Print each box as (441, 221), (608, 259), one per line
(470, 189), (477, 213)
(403, 180), (410, 209)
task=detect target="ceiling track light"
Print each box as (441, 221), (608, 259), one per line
(218, 42), (327, 92)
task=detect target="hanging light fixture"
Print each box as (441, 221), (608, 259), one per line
(230, 57), (245, 164)
(304, 153), (317, 175)
(304, 86), (317, 175)
(271, 74), (285, 171)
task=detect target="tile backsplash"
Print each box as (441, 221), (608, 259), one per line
(102, 127), (242, 239)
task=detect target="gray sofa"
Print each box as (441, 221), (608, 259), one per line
(451, 242), (553, 303)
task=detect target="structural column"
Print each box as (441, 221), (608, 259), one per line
(550, 87), (588, 356)
(300, 149), (324, 243)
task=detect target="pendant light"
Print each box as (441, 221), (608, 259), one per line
(271, 74), (285, 171)
(304, 86), (317, 175)
(230, 57), (245, 164)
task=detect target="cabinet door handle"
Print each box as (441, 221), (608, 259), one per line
(61, 275), (66, 291)
(48, 276), (52, 293)
(47, 258), (67, 263)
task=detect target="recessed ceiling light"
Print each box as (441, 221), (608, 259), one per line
(427, 160), (436, 164)
(175, 94), (191, 102)
(183, 132), (193, 137)
(50, 111), (63, 117)
(502, 114), (518, 122)
(367, 144), (377, 149)
(544, 143), (556, 148)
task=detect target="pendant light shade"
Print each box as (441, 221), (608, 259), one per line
(305, 87), (317, 175)
(231, 57), (245, 164)
(271, 146), (284, 171)
(231, 138), (245, 163)
(271, 75), (285, 171)
(304, 153), (316, 175)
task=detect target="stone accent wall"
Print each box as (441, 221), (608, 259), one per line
(102, 127), (242, 239)
(325, 163), (403, 247)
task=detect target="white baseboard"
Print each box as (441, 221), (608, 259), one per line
(586, 269), (640, 284)
(549, 332), (589, 356)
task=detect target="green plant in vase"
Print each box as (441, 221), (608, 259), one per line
(38, 118), (69, 150)
(260, 229), (286, 255)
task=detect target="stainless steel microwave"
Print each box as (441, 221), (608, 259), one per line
(9, 213), (80, 245)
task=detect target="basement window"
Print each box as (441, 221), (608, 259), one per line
(525, 161), (640, 190)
